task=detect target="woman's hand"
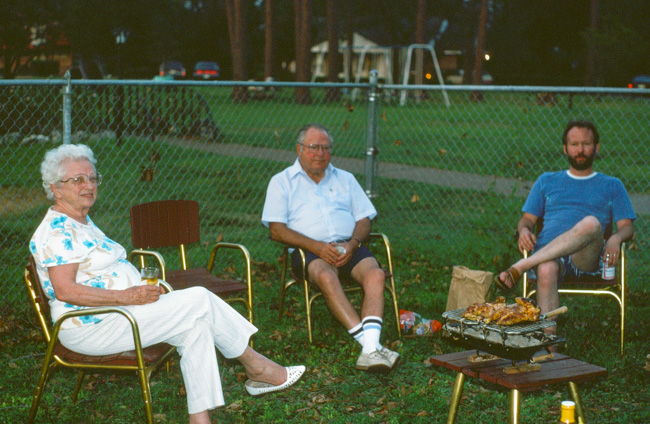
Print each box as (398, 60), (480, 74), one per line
(49, 263), (163, 307)
(122, 285), (162, 304)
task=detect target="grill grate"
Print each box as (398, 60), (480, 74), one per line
(442, 308), (555, 335)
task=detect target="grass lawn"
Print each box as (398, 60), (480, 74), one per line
(2, 273), (649, 423)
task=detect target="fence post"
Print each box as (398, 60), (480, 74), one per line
(115, 85), (125, 145)
(365, 69), (379, 198)
(62, 71), (72, 144)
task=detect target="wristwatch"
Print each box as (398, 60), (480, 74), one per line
(351, 237), (362, 248)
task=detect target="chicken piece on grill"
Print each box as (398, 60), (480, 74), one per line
(462, 296), (541, 325)
(488, 297), (541, 325)
(462, 296), (507, 321)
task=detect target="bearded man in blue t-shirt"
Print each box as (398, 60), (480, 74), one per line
(495, 120), (636, 331)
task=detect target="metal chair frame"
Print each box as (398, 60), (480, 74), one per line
(24, 255), (177, 423)
(278, 233), (401, 343)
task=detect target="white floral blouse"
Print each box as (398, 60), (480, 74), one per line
(30, 208), (143, 329)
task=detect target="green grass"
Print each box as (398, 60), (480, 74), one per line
(2, 270), (649, 423)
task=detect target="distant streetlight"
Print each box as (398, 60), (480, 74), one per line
(112, 28), (130, 78)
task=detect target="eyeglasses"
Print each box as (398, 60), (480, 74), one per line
(59, 173), (103, 186)
(300, 143), (332, 154)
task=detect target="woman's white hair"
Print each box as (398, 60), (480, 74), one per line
(41, 144), (97, 201)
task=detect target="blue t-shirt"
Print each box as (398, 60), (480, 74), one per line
(522, 171), (636, 249)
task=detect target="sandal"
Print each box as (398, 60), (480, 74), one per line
(494, 267), (521, 290)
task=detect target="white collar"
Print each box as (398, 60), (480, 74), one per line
(566, 170), (598, 180)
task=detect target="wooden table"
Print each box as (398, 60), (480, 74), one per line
(429, 350), (607, 424)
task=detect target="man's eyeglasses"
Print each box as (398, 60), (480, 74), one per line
(59, 174), (103, 186)
(300, 143), (332, 154)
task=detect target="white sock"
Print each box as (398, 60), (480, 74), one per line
(348, 322), (364, 347)
(361, 316), (382, 354)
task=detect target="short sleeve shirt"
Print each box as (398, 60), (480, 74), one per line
(261, 159), (377, 242)
(522, 171), (636, 249)
(30, 208), (143, 329)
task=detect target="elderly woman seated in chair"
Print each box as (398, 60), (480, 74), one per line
(29, 144), (304, 424)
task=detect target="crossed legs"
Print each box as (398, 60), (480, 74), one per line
(60, 287), (292, 424)
(189, 347), (287, 424)
(498, 216), (604, 317)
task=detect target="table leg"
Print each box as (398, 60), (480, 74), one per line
(447, 372), (465, 424)
(510, 389), (521, 424)
(568, 381), (586, 424)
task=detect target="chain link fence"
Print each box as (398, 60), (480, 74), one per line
(1, 77), (648, 307)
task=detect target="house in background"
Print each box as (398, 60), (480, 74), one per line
(311, 32), (394, 83)
(308, 31), (463, 86)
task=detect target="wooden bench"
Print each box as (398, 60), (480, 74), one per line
(429, 350), (607, 424)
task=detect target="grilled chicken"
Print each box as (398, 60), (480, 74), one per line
(463, 297), (541, 326)
(462, 296), (507, 321)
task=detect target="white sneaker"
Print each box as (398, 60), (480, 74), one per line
(380, 347), (400, 368)
(356, 350), (392, 373)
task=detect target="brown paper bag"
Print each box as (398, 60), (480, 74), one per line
(445, 266), (494, 311)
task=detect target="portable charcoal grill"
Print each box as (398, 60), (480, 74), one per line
(442, 307), (567, 361)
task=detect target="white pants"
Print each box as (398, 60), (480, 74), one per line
(59, 286), (257, 414)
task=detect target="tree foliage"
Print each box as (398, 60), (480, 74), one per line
(2, 0), (647, 86)
(0, 0), (62, 79)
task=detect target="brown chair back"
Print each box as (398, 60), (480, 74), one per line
(130, 200), (200, 249)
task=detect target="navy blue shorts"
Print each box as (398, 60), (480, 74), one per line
(291, 245), (375, 280)
(528, 251), (603, 283)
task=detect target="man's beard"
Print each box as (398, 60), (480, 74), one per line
(567, 151), (596, 170)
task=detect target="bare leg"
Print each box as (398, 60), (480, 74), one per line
(188, 348), (291, 423)
(499, 216), (603, 287)
(309, 259), (362, 329)
(189, 411), (211, 424)
(536, 260), (560, 338)
(237, 346), (287, 385)
(350, 257), (385, 320)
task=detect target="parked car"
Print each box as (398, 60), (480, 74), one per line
(628, 75), (650, 89)
(444, 70), (493, 85)
(192, 61), (220, 80)
(159, 61), (186, 79)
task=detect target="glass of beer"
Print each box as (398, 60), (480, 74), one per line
(141, 267), (159, 285)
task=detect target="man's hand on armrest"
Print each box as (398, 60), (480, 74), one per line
(517, 213), (538, 253)
(604, 219), (634, 266)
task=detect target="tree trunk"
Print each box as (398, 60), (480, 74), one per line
(225, 0), (249, 101)
(344, 1), (354, 83)
(264, 0), (277, 80)
(294, 0), (311, 104)
(325, 0), (341, 101)
(584, 0), (599, 86)
(471, 0), (488, 101)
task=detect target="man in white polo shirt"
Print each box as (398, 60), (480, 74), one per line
(262, 123), (399, 373)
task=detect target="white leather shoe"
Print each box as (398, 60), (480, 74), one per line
(245, 365), (305, 396)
